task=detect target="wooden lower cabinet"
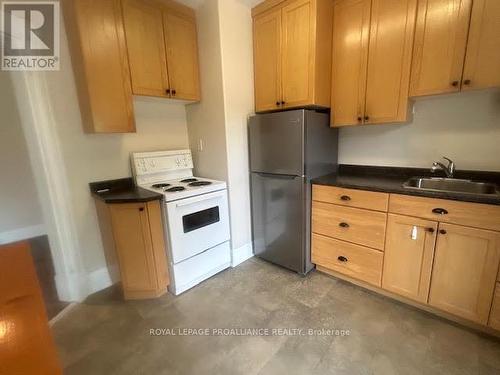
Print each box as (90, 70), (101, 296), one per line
(428, 223), (500, 325)
(312, 233), (383, 286)
(100, 200), (170, 300)
(0, 242), (62, 374)
(382, 214), (437, 303)
(489, 284), (500, 330)
(312, 185), (389, 212)
(313, 184), (500, 334)
(312, 201), (387, 250)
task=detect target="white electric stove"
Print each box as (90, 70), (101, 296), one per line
(132, 149), (231, 295)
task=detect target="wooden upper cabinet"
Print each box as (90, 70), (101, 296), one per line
(410, 0), (472, 97)
(331, 0), (416, 127)
(164, 11), (201, 101)
(364, 0), (417, 124)
(331, 0), (370, 126)
(281, 0), (314, 108)
(462, 0), (500, 91)
(382, 214), (437, 303)
(253, 7), (282, 111)
(252, 0), (333, 113)
(122, 0), (169, 97)
(65, 0), (135, 133)
(429, 223), (500, 324)
(122, 0), (200, 101)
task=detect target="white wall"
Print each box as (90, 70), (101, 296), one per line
(339, 90), (500, 171)
(186, 0), (255, 265)
(0, 72), (45, 243)
(41, 20), (190, 274)
(218, 0), (254, 255)
(186, 0), (229, 182)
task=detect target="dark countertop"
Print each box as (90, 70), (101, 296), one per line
(312, 165), (500, 205)
(90, 178), (163, 204)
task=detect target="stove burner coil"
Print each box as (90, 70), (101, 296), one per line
(188, 181), (212, 187)
(165, 186), (186, 192)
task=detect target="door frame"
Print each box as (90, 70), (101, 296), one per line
(10, 70), (97, 302)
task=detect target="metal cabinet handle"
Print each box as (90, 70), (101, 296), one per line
(364, 116), (370, 121)
(340, 195), (351, 201)
(439, 229), (447, 235)
(166, 89), (171, 95)
(357, 116), (362, 122)
(432, 208), (448, 215)
(463, 79), (471, 85)
(281, 101), (285, 105)
(426, 228), (435, 233)
(337, 256), (348, 262)
(339, 222), (350, 228)
(172, 89), (177, 96)
(139, 207), (144, 212)
(451, 81), (459, 87)
(276, 101), (281, 106)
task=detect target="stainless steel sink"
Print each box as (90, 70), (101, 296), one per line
(403, 177), (499, 195)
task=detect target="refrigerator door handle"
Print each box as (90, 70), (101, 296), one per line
(255, 172), (300, 179)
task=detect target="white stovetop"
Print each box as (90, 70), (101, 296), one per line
(139, 176), (227, 202)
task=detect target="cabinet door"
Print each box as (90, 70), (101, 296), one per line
(382, 214), (437, 303)
(68, 0), (135, 133)
(410, 0), (472, 97)
(330, 0), (370, 127)
(110, 203), (158, 294)
(364, 0), (417, 124)
(462, 0), (500, 91)
(163, 11), (200, 101)
(253, 7), (282, 112)
(429, 223), (500, 324)
(122, 0), (169, 97)
(281, 0), (314, 108)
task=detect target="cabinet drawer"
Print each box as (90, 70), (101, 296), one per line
(389, 194), (500, 232)
(312, 201), (387, 250)
(313, 185), (389, 212)
(312, 234), (383, 286)
(490, 284), (500, 331)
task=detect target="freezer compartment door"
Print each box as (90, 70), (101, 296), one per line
(251, 172), (305, 273)
(249, 111), (305, 176)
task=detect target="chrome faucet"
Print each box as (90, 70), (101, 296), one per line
(431, 157), (456, 178)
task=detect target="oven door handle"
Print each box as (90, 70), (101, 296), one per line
(175, 192), (224, 207)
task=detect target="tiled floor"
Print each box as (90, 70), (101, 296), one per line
(53, 258), (500, 375)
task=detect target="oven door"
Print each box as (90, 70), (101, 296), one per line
(165, 190), (230, 264)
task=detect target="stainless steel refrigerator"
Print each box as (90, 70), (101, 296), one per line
(249, 110), (338, 274)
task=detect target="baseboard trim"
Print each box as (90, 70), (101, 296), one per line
(49, 303), (78, 326)
(87, 265), (118, 296)
(55, 264), (119, 302)
(0, 224), (46, 245)
(231, 242), (254, 267)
